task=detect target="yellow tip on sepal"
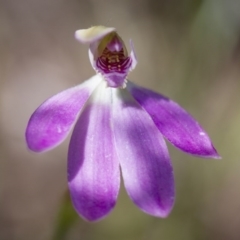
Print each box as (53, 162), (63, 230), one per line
(75, 26), (116, 44)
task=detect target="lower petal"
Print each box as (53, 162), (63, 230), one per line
(26, 75), (101, 152)
(68, 82), (120, 221)
(128, 82), (220, 158)
(112, 88), (174, 218)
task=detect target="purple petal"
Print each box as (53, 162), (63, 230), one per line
(112, 88), (174, 218)
(68, 82), (120, 221)
(26, 75), (101, 152)
(127, 82), (220, 158)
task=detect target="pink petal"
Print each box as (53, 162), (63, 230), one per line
(128, 82), (220, 159)
(112, 88), (174, 218)
(26, 75), (101, 152)
(129, 39), (137, 70)
(68, 82), (120, 221)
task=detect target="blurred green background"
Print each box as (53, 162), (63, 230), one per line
(1, 0), (240, 239)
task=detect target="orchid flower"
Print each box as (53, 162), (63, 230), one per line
(25, 26), (220, 221)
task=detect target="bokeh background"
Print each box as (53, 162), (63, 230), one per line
(1, 0), (240, 239)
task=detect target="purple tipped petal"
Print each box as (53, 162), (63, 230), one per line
(26, 75), (101, 152)
(112, 88), (174, 218)
(128, 82), (220, 158)
(68, 82), (120, 221)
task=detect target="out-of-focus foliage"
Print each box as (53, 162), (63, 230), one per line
(1, 0), (240, 240)
(53, 193), (78, 240)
